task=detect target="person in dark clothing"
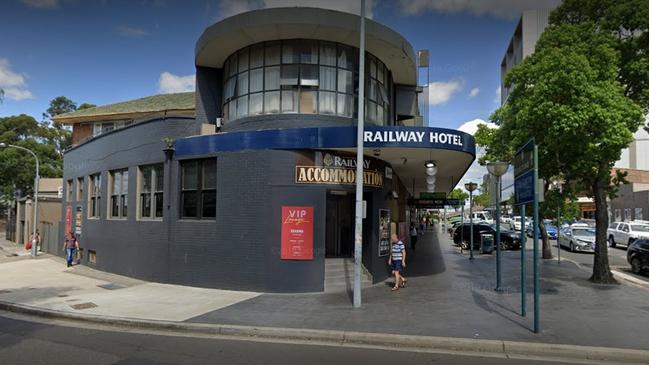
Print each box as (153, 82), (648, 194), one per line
(410, 223), (418, 250)
(63, 231), (79, 268)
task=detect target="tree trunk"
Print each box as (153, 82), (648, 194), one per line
(590, 177), (617, 284)
(539, 219), (553, 259)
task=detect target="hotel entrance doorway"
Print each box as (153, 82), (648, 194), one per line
(325, 192), (354, 257)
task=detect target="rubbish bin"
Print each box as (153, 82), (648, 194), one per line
(481, 233), (494, 254)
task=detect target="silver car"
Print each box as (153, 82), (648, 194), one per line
(558, 225), (596, 253)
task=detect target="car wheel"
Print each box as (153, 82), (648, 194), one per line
(570, 243), (575, 253)
(631, 258), (642, 275)
(608, 236), (616, 248)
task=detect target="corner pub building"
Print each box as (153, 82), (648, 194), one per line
(53, 7), (476, 293)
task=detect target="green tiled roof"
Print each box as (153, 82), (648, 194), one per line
(53, 92), (195, 122)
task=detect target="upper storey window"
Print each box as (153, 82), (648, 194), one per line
(222, 40), (391, 125)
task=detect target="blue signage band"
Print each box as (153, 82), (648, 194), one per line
(175, 126), (476, 157)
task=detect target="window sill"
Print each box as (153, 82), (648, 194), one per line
(107, 217), (128, 221)
(177, 218), (217, 222)
(137, 218), (163, 222)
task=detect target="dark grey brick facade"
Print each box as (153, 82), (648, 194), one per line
(59, 116), (399, 292)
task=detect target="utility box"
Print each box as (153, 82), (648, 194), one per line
(481, 233), (494, 254)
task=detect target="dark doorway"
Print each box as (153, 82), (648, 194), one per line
(325, 192), (354, 257)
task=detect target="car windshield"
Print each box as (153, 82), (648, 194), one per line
(514, 217), (520, 222)
(631, 225), (649, 232)
(482, 213), (493, 220)
(573, 228), (595, 237)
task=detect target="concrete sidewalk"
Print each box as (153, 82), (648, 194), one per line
(188, 227), (649, 350)
(1, 228), (649, 354)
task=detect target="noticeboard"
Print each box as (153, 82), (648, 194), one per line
(280, 206), (314, 260)
(514, 139), (536, 205)
(513, 139), (534, 178)
(378, 209), (390, 257)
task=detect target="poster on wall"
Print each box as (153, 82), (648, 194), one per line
(378, 209), (390, 257)
(75, 206), (82, 236)
(281, 206), (314, 260)
(65, 206), (72, 234)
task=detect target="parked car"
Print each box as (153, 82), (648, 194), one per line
(448, 221), (463, 235)
(509, 216), (531, 231)
(500, 214), (512, 225)
(607, 221), (649, 248)
(452, 223), (521, 251)
(558, 225), (596, 253)
(469, 211), (494, 224)
(627, 239), (649, 275)
(526, 219), (558, 240)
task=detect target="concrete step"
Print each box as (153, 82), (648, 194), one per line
(324, 258), (374, 293)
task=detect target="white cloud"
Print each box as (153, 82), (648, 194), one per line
(20, 0), (59, 9)
(427, 80), (463, 106)
(494, 86), (502, 103)
(456, 118), (498, 192)
(469, 87), (480, 98)
(116, 25), (149, 38)
(458, 118), (497, 136)
(399, 0), (561, 20)
(157, 72), (195, 94)
(0, 58), (34, 101)
(218, 0), (377, 19)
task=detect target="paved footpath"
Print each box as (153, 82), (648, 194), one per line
(1, 229), (649, 357)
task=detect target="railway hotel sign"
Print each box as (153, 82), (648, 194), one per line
(295, 152), (384, 188)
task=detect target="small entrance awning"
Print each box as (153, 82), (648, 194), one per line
(175, 126), (476, 196)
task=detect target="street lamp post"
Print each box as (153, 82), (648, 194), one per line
(552, 181), (562, 264)
(464, 182), (478, 260)
(487, 161), (509, 291)
(0, 143), (40, 258)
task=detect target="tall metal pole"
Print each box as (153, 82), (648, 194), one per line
(533, 144), (540, 333)
(461, 204), (464, 245)
(520, 204), (526, 317)
(495, 175), (502, 291)
(469, 191), (474, 260)
(557, 203), (561, 264)
(353, 0), (366, 308)
(32, 158), (39, 258)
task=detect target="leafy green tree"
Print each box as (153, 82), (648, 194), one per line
(473, 180), (492, 208)
(0, 114), (62, 209)
(478, 20), (645, 283)
(77, 103), (96, 110)
(550, 0), (649, 117)
(41, 97), (94, 156)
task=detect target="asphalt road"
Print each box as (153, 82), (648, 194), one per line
(0, 313), (585, 365)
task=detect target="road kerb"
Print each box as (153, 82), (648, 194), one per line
(1, 300), (649, 364)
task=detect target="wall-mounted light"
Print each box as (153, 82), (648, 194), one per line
(425, 160), (436, 168)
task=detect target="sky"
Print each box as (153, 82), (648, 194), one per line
(0, 0), (561, 193)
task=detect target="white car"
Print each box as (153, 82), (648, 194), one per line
(509, 216), (531, 231)
(500, 214), (512, 225)
(470, 211), (494, 224)
(607, 221), (649, 248)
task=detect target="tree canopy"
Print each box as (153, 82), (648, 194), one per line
(476, 3), (646, 282)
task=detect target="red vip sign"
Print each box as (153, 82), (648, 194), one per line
(65, 206), (72, 234)
(281, 206), (314, 260)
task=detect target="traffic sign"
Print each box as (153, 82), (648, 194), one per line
(513, 139), (534, 177)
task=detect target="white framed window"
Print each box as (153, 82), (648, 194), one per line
(88, 173), (101, 218)
(139, 164), (164, 219)
(109, 169), (128, 219)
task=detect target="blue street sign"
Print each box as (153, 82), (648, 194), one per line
(514, 169), (535, 205)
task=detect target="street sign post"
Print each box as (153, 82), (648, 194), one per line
(514, 138), (540, 333)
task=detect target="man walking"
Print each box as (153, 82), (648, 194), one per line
(388, 233), (407, 291)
